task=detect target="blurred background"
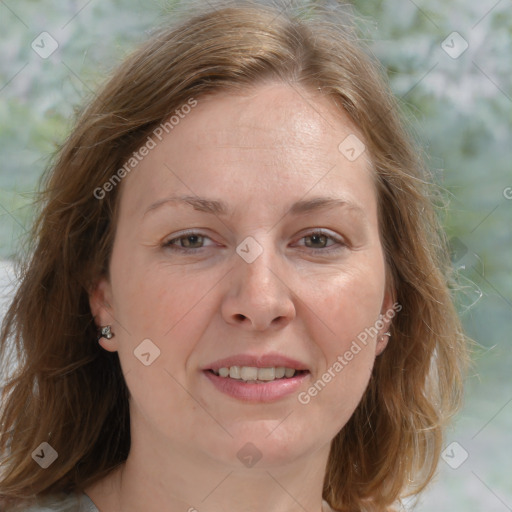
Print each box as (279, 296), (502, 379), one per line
(0, 0), (510, 510)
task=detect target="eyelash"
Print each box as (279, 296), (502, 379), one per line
(162, 229), (346, 254)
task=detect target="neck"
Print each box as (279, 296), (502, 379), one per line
(85, 426), (331, 512)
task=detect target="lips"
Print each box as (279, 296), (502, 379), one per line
(201, 352), (310, 402)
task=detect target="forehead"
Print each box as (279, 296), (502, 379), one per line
(118, 82), (376, 222)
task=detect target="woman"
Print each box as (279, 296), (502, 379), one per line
(0, 1), (467, 511)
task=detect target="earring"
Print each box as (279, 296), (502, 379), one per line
(98, 325), (114, 340)
(381, 331), (391, 341)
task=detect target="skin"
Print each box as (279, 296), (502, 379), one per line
(87, 81), (394, 512)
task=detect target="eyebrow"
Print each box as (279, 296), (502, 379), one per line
(143, 194), (366, 219)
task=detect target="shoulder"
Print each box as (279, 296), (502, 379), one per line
(2, 492), (97, 512)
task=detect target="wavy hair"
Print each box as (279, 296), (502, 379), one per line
(0, 1), (467, 510)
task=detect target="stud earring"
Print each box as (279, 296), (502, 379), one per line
(98, 325), (114, 340)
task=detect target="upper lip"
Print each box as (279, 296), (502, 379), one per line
(203, 353), (310, 372)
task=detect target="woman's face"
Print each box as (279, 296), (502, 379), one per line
(90, 82), (393, 469)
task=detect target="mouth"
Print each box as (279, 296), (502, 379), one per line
(203, 365), (310, 402)
(202, 353), (311, 402)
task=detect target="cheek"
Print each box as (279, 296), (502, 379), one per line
(298, 349), (374, 441)
(304, 264), (385, 350)
(109, 265), (211, 429)
(109, 258), (219, 370)
(295, 267), (383, 418)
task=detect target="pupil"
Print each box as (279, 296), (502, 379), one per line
(184, 235), (201, 247)
(309, 234), (325, 248)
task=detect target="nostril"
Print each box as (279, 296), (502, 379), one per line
(236, 314), (246, 321)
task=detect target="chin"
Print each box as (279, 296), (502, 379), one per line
(205, 422), (317, 469)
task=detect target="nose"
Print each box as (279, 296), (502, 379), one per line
(221, 239), (296, 331)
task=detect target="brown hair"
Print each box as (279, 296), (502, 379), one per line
(0, 1), (467, 510)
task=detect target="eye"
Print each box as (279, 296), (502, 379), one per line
(162, 231), (214, 252)
(296, 230), (346, 253)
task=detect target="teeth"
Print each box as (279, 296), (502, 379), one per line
(284, 368), (295, 378)
(213, 366), (299, 381)
(240, 366), (258, 381)
(257, 367), (275, 381)
(230, 366), (241, 379)
(275, 367), (286, 378)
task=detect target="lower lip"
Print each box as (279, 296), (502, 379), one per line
(203, 370), (309, 403)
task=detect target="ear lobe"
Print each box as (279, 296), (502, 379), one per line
(375, 333), (390, 356)
(89, 278), (119, 352)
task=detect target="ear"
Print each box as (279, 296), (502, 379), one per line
(89, 276), (119, 352)
(375, 286), (396, 356)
